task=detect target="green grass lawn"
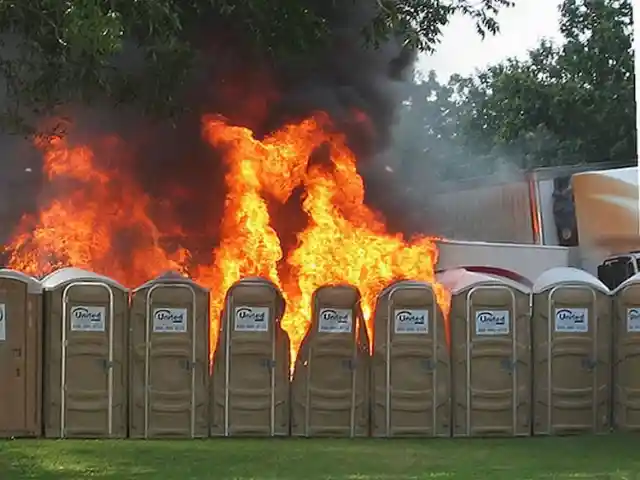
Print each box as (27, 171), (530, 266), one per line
(1, 435), (639, 479)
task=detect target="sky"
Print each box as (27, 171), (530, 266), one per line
(418, 0), (564, 80)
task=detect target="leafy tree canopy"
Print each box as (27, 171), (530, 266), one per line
(0, 0), (513, 134)
(393, 0), (635, 183)
(463, 0), (634, 168)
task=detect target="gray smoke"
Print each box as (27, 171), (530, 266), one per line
(0, 133), (41, 247)
(1, 0), (418, 260)
(381, 69), (529, 236)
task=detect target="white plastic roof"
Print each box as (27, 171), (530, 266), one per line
(227, 277), (285, 312)
(41, 267), (127, 291)
(437, 268), (531, 294)
(379, 279), (432, 298)
(532, 267), (609, 294)
(133, 270), (209, 293)
(613, 272), (640, 293)
(229, 276), (281, 293)
(233, 276), (277, 286)
(0, 268), (42, 293)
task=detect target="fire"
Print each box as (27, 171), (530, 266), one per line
(4, 134), (188, 286)
(285, 118), (450, 351)
(3, 112), (451, 366)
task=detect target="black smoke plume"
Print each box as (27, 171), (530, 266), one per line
(0, 0), (417, 261)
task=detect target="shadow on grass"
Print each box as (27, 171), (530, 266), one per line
(0, 435), (639, 480)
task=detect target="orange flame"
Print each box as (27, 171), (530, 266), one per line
(4, 112), (451, 367)
(5, 135), (187, 286)
(198, 113), (450, 360)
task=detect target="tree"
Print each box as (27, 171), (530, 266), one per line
(391, 67), (530, 184)
(458, 0), (635, 169)
(392, 71), (477, 182)
(0, 0), (513, 134)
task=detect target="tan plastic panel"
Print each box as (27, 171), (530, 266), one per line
(130, 280), (209, 438)
(371, 281), (450, 437)
(291, 285), (369, 437)
(210, 278), (290, 436)
(43, 282), (128, 438)
(613, 283), (640, 431)
(532, 286), (611, 435)
(0, 277), (42, 437)
(451, 285), (531, 437)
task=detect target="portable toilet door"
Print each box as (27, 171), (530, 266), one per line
(0, 269), (42, 437)
(41, 267), (128, 438)
(611, 273), (640, 431)
(532, 267), (612, 435)
(291, 284), (370, 437)
(444, 269), (532, 437)
(129, 272), (209, 439)
(371, 280), (450, 437)
(210, 277), (290, 436)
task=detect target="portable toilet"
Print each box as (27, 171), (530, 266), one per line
(0, 269), (42, 437)
(41, 267), (128, 438)
(291, 284), (369, 437)
(532, 266), (612, 435)
(210, 277), (290, 436)
(611, 273), (640, 431)
(129, 272), (209, 439)
(370, 280), (451, 437)
(442, 268), (532, 437)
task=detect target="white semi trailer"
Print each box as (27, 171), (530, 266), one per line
(435, 239), (571, 284)
(434, 164), (639, 288)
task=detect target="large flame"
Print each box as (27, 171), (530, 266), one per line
(6, 134), (188, 286)
(4, 112), (450, 366)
